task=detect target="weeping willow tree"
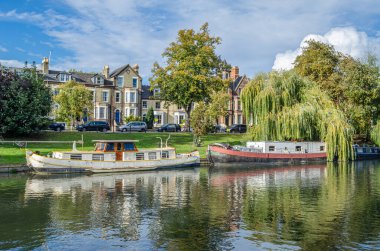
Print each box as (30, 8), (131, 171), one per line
(241, 71), (353, 161)
(371, 122), (380, 145)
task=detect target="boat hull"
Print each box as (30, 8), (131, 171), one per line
(26, 151), (200, 174)
(208, 145), (327, 166)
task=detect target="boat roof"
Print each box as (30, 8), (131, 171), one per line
(92, 140), (139, 143)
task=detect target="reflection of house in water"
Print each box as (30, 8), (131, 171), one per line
(25, 169), (200, 241)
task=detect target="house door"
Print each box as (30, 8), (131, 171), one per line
(116, 143), (123, 161)
(115, 110), (121, 124)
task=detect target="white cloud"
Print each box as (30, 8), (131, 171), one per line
(273, 27), (372, 70)
(0, 59), (25, 68)
(0, 46), (8, 52)
(1, 0), (380, 80)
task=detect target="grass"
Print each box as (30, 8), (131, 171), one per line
(0, 131), (248, 165)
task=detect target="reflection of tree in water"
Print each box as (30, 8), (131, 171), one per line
(0, 176), (51, 250)
(148, 168), (235, 250)
(5, 163), (380, 250)
(241, 162), (380, 250)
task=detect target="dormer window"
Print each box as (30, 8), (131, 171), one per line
(60, 74), (71, 82)
(154, 88), (160, 97)
(97, 77), (101, 84)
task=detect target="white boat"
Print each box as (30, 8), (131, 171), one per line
(26, 139), (200, 174)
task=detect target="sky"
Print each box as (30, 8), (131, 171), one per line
(1, 0), (380, 84)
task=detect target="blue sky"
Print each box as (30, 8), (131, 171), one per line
(1, 0), (380, 83)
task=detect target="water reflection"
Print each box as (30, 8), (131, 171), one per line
(0, 162), (380, 250)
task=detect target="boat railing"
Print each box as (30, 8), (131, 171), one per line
(353, 145), (380, 154)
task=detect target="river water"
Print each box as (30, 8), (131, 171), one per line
(0, 162), (380, 250)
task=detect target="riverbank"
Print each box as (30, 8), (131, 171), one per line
(0, 131), (247, 166)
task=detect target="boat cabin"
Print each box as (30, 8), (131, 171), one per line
(52, 140), (177, 161)
(244, 141), (326, 154)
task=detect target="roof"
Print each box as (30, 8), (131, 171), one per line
(109, 64), (140, 78)
(141, 85), (152, 99)
(92, 140), (139, 143)
(231, 76), (243, 90)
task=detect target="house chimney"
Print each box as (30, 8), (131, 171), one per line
(230, 66), (239, 80)
(103, 65), (109, 79)
(41, 57), (49, 74)
(132, 64), (139, 74)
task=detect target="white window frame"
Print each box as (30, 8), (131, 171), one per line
(129, 108), (135, 116)
(115, 91), (121, 103)
(98, 106), (107, 119)
(102, 91), (109, 102)
(130, 91), (136, 103)
(155, 101), (161, 109)
(117, 76), (124, 88)
(132, 77), (138, 88)
(142, 101), (147, 109)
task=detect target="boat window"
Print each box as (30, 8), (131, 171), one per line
(117, 143), (122, 151)
(92, 154), (104, 161)
(269, 146), (275, 152)
(124, 142), (136, 151)
(136, 153), (144, 160)
(95, 143), (105, 151)
(106, 143), (115, 151)
(70, 154), (82, 160)
(296, 146), (302, 152)
(320, 146), (325, 151)
(148, 152), (157, 160)
(162, 151), (169, 158)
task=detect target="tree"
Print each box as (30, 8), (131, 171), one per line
(149, 23), (228, 131)
(207, 91), (229, 125)
(124, 115), (141, 123)
(294, 40), (380, 136)
(54, 81), (93, 127)
(241, 71), (354, 161)
(144, 107), (154, 129)
(190, 102), (213, 146)
(190, 91), (229, 146)
(0, 66), (52, 135)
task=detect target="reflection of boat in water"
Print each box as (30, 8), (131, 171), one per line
(208, 141), (327, 166)
(26, 139), (200, 174)
(25, 168), (201, 198)
(208, 163), (327, 187)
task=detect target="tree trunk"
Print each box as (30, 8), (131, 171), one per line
(185, 104), (192, 132)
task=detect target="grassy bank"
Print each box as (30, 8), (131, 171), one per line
(0, 132), (247, 165)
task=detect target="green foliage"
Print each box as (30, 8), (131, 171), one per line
(207, 91), (229, 124)
(124, 115), (142, 123)
(0, 67), (52, 135)
(294, 40), (380, 135)
(190, 92), (229, 145)
(191, 102), (214, 145)
(241, 71), (354, 161)
(149, 23), (229, 130)
(54, 81), (93, 126)
(371, 121), (380, 146)
(145, 107), (154, 129)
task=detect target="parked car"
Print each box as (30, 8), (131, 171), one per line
(119, 121), (147, 132)
(156, 124), (181, 132)
(212, 124), (226, 133)
(48, 122), (65, 132)
(76, 121), (110, 132)
(229, 124), (247, 133)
